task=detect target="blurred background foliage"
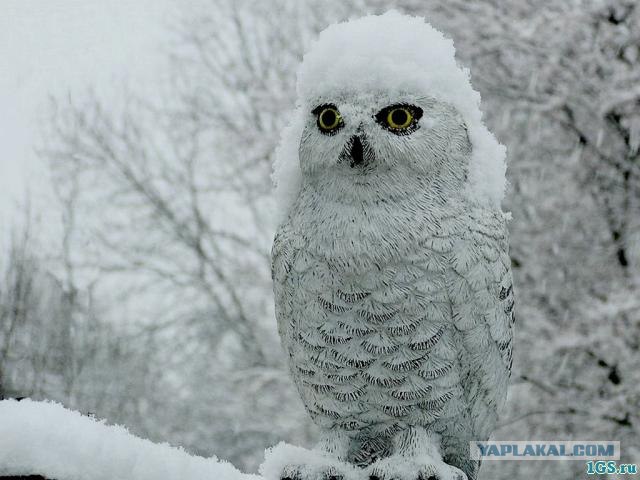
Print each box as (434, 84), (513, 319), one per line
(1, 1), (638, 478)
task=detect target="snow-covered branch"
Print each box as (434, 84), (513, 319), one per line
(0, 399), (261, 480)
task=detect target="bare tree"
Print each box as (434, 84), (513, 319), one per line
(38, 0), (368, 469)
(0, 218), (40, 399)
(0, 212), (87, 404)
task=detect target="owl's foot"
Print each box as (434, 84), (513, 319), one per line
(280, 463), (348, 480)
(261, 442), (360, 480)
(366, 456), (467, 480)
(365, 427), (467, 480)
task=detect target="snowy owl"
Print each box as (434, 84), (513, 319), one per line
(271, 12), (514, 480)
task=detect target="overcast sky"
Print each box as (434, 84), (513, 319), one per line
(0, 0), (179, 232)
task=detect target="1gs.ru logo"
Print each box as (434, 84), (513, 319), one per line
(586, 461), (637, 475)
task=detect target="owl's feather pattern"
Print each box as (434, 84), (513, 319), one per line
(272, 185), (514, 477)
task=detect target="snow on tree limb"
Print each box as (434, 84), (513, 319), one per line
(0, 399), (260, 480)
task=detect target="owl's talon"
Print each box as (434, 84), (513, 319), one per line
(281, 475), (300, 480)
(367, 452), (468, 480)
(322, 464), (344, 480)
(279, 464), (350, 480)
(280, 465), (302, 480)
(323, 468), (343, 480)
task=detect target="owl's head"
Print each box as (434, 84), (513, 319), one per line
(298, 91), (471, 202)
(273, 12), (506, 219)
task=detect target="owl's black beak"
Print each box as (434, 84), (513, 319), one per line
(350, 136), (364, 167)
(347, 135), (372, 168)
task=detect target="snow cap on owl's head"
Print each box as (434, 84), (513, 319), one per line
(273, 11), (507, 223)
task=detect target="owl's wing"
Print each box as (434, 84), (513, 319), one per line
(271, 219), (299, 348)
(445, 209), (514, 442)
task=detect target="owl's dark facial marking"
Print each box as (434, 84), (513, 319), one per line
(350, 136), (364, 167)
(375, 104), (423, 135)
(341, 134), (376, 169)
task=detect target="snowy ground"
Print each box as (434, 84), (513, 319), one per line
(0, 399), (260, 480)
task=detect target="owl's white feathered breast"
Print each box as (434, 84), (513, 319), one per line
(273, 174), (514, 466)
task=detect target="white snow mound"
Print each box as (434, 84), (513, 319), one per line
(0, 399), (259, 480)
(273, 11), (507, 222)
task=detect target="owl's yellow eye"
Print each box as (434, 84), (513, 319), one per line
(376, 104), (423, 135)
(313, 105), (343, 134)
(386, 107), (413, 129)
